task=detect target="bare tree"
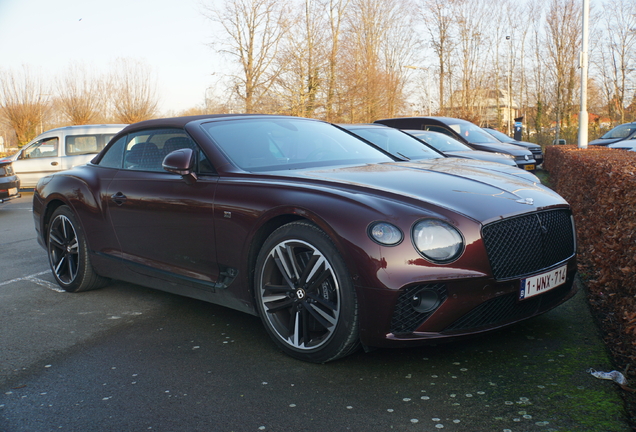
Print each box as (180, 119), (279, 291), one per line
(421, 0), (458, 113)
(594, 0), (636, 124)
(56, 63), (104, 125)
(203, 0), (289, 113)
(0, 66), (49, 146)
(274, 0), (327, 117)
(341, 0), (415, 122)
(108, 59), (159, 124)
(324, 0), (350, 121)
(544, 0), (582, 142)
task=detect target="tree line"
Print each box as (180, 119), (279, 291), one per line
(1, 0), (635, 149)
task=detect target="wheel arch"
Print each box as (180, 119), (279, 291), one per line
(245, 210), (354, 302)
(40, 198), (68, 247)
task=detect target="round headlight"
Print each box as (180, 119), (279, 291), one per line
(412, 219), (464, 263)
(368, 222), (403, 246)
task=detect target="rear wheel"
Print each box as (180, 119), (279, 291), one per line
(47, 205), (108, 292)
(254, 222), (360, 363)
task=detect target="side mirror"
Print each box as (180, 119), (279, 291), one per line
(162, 148), (197, 184)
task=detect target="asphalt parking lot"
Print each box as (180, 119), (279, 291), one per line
(0, 194), (631, 431)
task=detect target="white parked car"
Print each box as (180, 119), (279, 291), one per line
(607, 137), (636, 152)
(8, 124), (127, 188)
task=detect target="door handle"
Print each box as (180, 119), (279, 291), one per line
(51, 161), (58, 166)
(110, 192), (127, 205)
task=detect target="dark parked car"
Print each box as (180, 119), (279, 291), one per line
(482, 127), (544, 165)
(340, 124), (539, 183)
(0, 159), (20, 203)
(402, 129), (519, 167)
(589, 121), (636, 146)
(34, 115), (577, 363)
(375, 117), (536, 171)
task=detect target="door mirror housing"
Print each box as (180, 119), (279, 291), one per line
(162, 148), (197, 184)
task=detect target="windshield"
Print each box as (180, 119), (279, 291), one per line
(345, 127), (443, 161)
(601, 123), (636, 139)
(202, 118), (394, 171)
(446, 121), (500, 144)
(483, 128), (514, 143)
(406, 131), (472, 152)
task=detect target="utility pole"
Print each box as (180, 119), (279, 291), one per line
(506, 35), (512, 136)
(578, 0), (590, 149)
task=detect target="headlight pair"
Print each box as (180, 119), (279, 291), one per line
(368, 219), (464, 263)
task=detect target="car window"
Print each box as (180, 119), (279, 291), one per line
(425, 125), (453, 137)
(453, 123), (499, 144)
(97, 128), (214, 174)
(202, 118), (392, 171)
(601, 123), (636, 139)
(348, 127), (442, 160)
(411, 131), (472, 152)
(98, 136), (127, 168)
(66, 134), (114, 156)
(21, 137), (59, 159)
(484, 128), (513, 143)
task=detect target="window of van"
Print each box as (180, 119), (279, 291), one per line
(23, 137), (59, 159)
(66, 134), (115, 155)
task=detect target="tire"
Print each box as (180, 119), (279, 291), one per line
(254, 222), (360, 363)
(47, 205), (108, 292)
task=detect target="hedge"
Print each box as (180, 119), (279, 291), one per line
(544, 145), (636, 369)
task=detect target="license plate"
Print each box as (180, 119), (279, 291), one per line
(524, 164), (536, 171)
(519, 264), (567, 300)
(8, 187), (17, 195)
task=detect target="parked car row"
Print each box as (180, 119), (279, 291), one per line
(374, 117), (539, 170)
(1, 117), (548, 196)
(32, 114), (578, 362)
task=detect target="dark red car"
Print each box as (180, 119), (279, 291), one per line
(33, 115), (577, 363)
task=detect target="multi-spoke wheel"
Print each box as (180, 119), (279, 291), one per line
(255, 222), (359, 363)
(47, 206), (108, 292)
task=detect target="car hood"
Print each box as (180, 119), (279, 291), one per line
(280, 162), (565, 223)
(444, 150), (517, 166)
(589, 137), (622, 146)
(510, 140), (541, 150)
(607, 140), (636, 151)
(469, 142), (532, 156)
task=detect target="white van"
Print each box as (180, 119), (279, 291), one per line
(10, 124), (127, 188)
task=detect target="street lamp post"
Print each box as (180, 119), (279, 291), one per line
(404, 65), (432, 116)
(578, 0), (590, 149)
(506, 35), (512, 136)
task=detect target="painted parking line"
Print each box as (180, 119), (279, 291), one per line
(0, 270), (65, 293)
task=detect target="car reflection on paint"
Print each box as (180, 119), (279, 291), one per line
(33, 114), (577, 363)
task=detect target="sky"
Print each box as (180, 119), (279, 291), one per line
(0, 0), (227, 114)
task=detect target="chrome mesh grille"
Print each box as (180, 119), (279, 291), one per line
(481, 209), (575, 280)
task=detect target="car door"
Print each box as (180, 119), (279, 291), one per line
(105, 129), (220, 295)
(12, 137), (62, 187)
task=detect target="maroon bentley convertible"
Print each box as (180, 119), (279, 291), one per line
(33, 115), (577, 362)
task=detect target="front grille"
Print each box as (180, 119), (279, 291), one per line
(482, 209), (575, 280)
(444, 283), (571, 332)
(390, 283), (447, 334)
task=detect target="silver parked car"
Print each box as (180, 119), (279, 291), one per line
(8, 124), (127, 188)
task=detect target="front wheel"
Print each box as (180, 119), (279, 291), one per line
(47, 205), (108, 292)
(254, 222), (360, 363)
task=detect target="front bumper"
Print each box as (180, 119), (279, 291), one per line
(356, 256), (578, 348)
